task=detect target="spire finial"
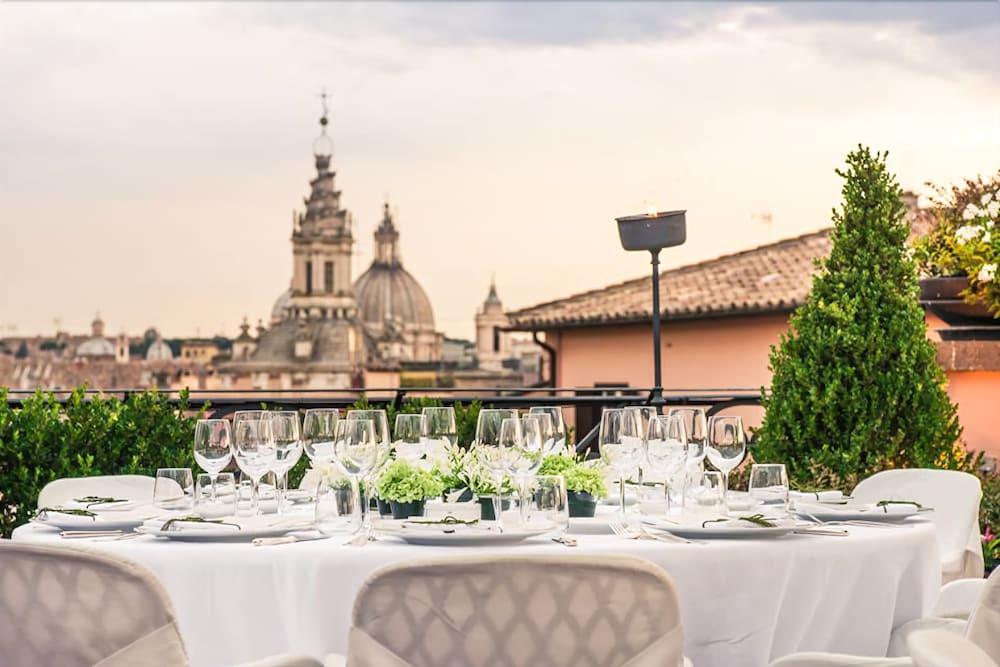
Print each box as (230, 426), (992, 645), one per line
(319, 87), (329, 134)
(312, 87), (334, 158)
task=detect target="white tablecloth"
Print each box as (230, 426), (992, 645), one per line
(12, 519), (939, 667)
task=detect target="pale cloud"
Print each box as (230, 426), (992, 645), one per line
(1, 2), (998, 339)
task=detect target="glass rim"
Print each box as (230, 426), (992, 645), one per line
(156, 467), (192, 473)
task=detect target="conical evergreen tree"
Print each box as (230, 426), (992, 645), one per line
(755, 147), (968, 489)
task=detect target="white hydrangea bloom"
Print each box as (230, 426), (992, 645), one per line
(983, 231), (992, 244)
(956, 225), (982, 244)
(978, 263), (997, 283)
(963, 204), (979, 221)
(983, 193), (994, 205)
(988, 201), (1000, 218)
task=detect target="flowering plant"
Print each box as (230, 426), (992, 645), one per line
(913, 172), (1000, 316)
(375, 460), (445, 503)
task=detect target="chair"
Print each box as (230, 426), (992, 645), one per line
(0, 541), (322, 667)
(37, 474), (156, 508)
(340, 555), (687, 667)
(908, 629), (997, 667)
(771, 565), (1000, 667)
(852, 469), (983, 583)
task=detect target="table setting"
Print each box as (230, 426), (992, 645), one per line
(12, 405), (943, 667)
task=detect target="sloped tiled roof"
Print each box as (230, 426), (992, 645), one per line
(507, 229), (833, 329)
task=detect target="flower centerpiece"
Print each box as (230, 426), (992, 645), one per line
(304, 459), (355, 511)
(374, 459), (445, 519)
(460, 447), (516, 521)
(538, 454), (608, 517)
(912, 173), (1000, 321)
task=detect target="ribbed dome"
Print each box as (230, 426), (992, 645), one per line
(354, 265), (435, 331)
(271, 288), (292, 324)
(145, 338), (174, 361)
(77, 337), (115, 358)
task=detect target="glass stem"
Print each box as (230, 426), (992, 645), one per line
(492, 475), (504, 533)
(619, 476), (626, 516)
(251, 477), (260, 516)
(209, 472), (218, 504)
(360, 475), (370, 527)
(518, 478), (528, 525)
(350, 477), (362, 533)
(722, 470), (730, 514)
(276, 471), (287, 515)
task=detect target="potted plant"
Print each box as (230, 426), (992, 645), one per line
(538, 454), (608, 518)
(374, 460), (445, 519)
(912, 173), (1000, 328)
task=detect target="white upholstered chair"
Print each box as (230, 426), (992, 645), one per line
(37, 474), (156, 508)
(0, 541), (322, 667)
(908, 629), (998, 667)
(339, 555), (687, 667)
(852, 469), (983, 583)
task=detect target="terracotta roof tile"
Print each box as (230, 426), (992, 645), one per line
(507, 228), (832, 329)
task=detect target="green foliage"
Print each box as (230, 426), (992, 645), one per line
(347, 396), (482, 447)
(0, 387), (204, 537)
(755, 147), (969, 490)
(538, 453), (607, 498)
(980, 474), (1000, 572)
(375, 459), (445, 502)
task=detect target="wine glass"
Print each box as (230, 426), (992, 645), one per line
(534, 475), (569, 540)
(154, 468), (194, 511)
(528, 406), (567, 454)
(669, 407), (708, 503)
(705, 415), (747, 511)
(393, 413), (426, 463)
(480, 417), (520, 532)
(421, 406), (456, 465)
(302, 408), (339, 463)
(346, 409), (391, 526)
(749, 464), (789, 516)
(269, 411), (303, 514)
(193, 419), (232, 503)
(333, 418), (377, 532)
(232, 415), (276, 516)
(625, 406), (658, 487)
(474, 409), (519, 448)
(645, 414), (688, 511)
(598, 408), (643, 517)
(512, 414), (546, 525)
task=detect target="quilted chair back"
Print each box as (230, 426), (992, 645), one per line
(38, 474), (156, 508)
(0, 540), (188, 667)
(347, 555), (684, 667)
(966, 566), (1000, 661)
(853, 469), (984, 581)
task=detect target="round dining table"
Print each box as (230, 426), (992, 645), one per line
(12, 516), (940, 667)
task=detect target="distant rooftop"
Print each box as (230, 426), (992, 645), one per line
(507, 228), (832, 330)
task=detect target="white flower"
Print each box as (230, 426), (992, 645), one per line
(988, 201), (1000, 218)
(956, 225), (982, 244)
(988, 220), (996, 230)
(982, 193), (994, 205)
(963, 204), (980, 221)
(978, 263), (997, 283)
(984, 231), (992, 244)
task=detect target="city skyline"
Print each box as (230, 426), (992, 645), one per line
(2, 2), (999, 340)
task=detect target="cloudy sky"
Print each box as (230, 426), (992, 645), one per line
(2, 2), (999, 340)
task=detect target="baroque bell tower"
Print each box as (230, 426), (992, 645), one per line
(285, 92), (357, 322)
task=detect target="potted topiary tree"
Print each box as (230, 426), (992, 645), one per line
(538, 454), (608, 517)
(374, 460), (445, 519)
(755, 146), (973, 491)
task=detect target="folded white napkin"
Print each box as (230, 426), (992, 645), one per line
(65, 498), (141, 512)
(423, 501), (480, 522)
(790, 490), (846, 503)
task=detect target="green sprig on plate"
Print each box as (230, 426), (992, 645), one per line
(36, 507), (97, 518)
(876, 500), (928, 513)
(161, 516), (241, 531)
(702, 513), (776, 528)
(74, 496), (128, 508)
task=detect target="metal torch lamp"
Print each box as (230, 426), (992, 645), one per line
(616, 209), (687, 407)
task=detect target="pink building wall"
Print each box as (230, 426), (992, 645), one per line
(547, 314), (1000, 460)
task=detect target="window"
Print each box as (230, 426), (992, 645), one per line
(324, 261), (334, 293)
(305, 261), (313, 294)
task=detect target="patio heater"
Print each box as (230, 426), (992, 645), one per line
(616, 209), (687, 408)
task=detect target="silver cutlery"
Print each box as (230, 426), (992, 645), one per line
(551, 535), (577, 547)
(609, 517), (696, 545)
(252, 533), (328, 547)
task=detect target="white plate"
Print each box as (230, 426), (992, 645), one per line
(32, 509), (156, 532)
(794, 501), (922, 523)
(642, 516), (798, 539)
(138, 517), (314, 542)
(568, 516), (613, 535)
(376, 519), (553, 546)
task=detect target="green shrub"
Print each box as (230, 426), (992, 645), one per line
(538, 453), (607, 498)
(375, 459), (444, 502)
(755, 147), (972, 490)
(0, 387), (204, 537)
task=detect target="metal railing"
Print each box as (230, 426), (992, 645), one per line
(3, 386), (764, 456)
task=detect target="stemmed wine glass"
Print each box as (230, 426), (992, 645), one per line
(599, 408), (643, 517)
(421, 406), (456, 465)
(645, 414), (688, 511)
(302, 408), (339, 463)
(232, 414), (276, 515)
(528, 406), (566, 454)
(269, 411), (303, 514)
(705, 415), (747, 511)
(480, 417), (521, 533)
(332, 418), (377, 532)
(393, 413), (426, 463)
(669, 407), (708, 503)
(346, 410), (391, 527)
(511, 414), (546, 525)
(625, 406), (658, 486)
(193, 419), (232, 503)
(474, 409), (518, 448)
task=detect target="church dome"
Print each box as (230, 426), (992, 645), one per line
(77, 337), (115, 358)
(354, 264), (436, 331)
(145, 337), (174, 361)
(271, 287), (293, 324)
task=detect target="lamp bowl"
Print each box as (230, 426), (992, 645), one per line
(617, 210), (686, 251)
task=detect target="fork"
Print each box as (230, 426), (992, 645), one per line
(609, 517), (695, 545)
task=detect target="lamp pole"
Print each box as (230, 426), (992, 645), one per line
(616, 209), (686, 410)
